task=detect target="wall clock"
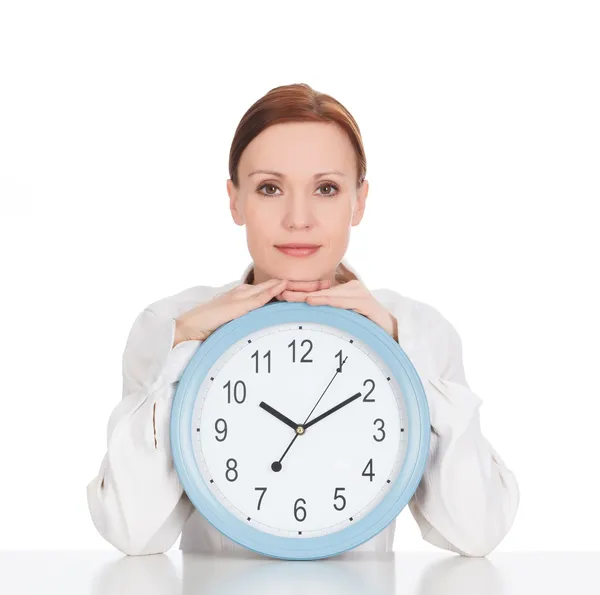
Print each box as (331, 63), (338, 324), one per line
(170, 301), (430, 560)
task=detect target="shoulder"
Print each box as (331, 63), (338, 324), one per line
(371, 287), (462, 374)
(372, 287), (457, 337)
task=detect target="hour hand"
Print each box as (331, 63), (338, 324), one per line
(259, 401), (299, 431)
(303, 391), (362, 429)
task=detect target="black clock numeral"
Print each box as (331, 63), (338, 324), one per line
(333, 487), (347, 511)
(373, 418), (386, 442)
(225, 458), (238, 482)
(223, 380), (246, 404)
(335, 349), (346, 372)
(255, 487), (267, 510)
(214, 418), (227, 442)
(294, 497), (307, 522)
(362, 378), (376, 402)
(251, 349), (271, 374)
(288, 339), (313, 363)
(362, 458), (375, 482)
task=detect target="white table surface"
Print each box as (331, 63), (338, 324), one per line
(0, 550), (598, 594)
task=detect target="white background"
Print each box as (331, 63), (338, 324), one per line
(0, 0), (598, 552)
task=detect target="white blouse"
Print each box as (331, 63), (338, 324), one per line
(86, 258), (520, 557)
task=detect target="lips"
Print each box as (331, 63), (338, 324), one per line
(275, 244), (321, 257)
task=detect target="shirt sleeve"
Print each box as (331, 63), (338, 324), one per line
(402, 309), (521, 557)
(86, 307), (201, 555)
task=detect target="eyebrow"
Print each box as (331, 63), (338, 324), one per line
(248, 169), (346, 178)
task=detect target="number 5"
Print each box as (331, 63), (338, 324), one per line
(333, 487), (346, 511)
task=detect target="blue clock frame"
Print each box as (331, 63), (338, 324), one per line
(170, 301), (431, 560)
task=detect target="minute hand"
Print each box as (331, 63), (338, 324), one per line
(303, 391), (362, 430)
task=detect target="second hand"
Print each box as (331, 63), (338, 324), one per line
(271, 356), (348, 472)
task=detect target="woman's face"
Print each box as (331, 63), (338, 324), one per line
(227, 121), (368, 284)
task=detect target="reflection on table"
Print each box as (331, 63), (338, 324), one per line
(0, 550), (598, 594)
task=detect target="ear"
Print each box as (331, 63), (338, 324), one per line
(227, 179), (245, 226)
(351, 179), (369, 226)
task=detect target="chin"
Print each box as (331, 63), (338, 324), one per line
(280, 265), (333, 283)
(253, 249), (335, 281)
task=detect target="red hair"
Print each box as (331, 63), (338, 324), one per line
(228, 83), (366, 189)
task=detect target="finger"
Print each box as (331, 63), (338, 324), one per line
(305, 287), (341, 297)
(277, 289), (310, 302)
(262, 279), (287, 296)
(303, 283), (365, 298)
(275, 279), (331, 301)
(306, 294), (365, 309)
(240, 278), (285, 296)
(249, 284), (286, 309)
(283, 279), (332, 292)
(239, 281), (285, 305)
(278, 282), (352, 301)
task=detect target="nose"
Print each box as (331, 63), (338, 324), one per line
(282, 193), (315, 230)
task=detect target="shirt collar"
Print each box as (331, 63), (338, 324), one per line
(239, 257), (364, 286)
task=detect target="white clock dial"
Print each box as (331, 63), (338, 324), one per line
(192, 321), (408, 538)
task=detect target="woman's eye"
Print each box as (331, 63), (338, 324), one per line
(316, 183), (339, 197)
(257, 183), (281, 196)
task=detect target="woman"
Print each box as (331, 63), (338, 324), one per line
(86, 83), (520, 558)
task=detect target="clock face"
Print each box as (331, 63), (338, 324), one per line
(191, 321), (408, 539)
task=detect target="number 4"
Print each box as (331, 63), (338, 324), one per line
(362, 458), (375, 482)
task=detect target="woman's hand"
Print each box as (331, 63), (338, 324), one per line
(173, 278), (332, 345)
(175, 279), (288, 344)
(277, 279), (399, 341)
